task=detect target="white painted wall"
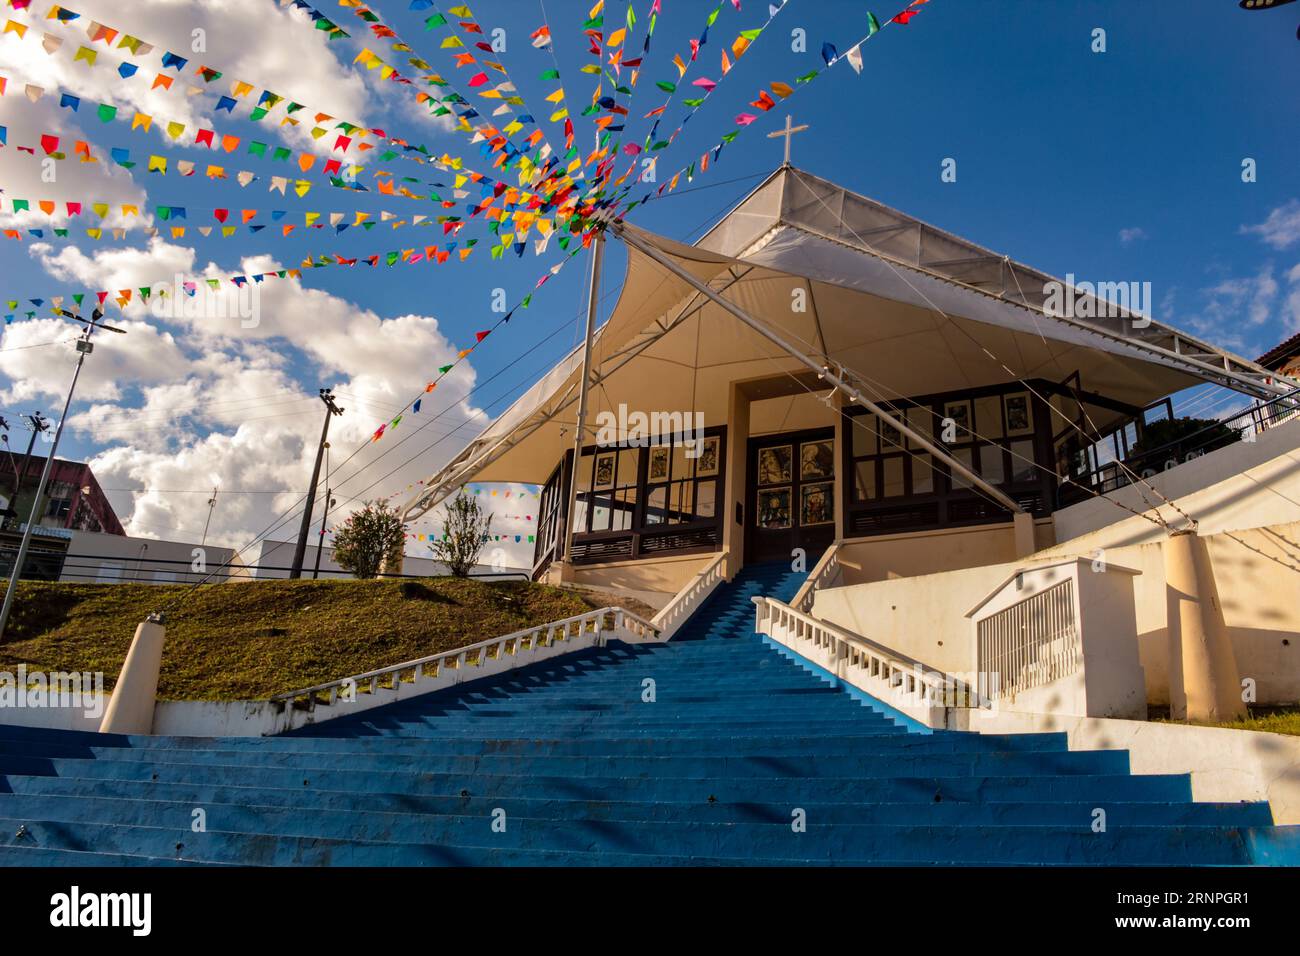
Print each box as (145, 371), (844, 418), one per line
(950, 707), (1300, 825)
(965, 559), (1146, 719)
(244, 539), (522, 580)
(814, 521), (1300, 707)
(61, 531), (244, 584)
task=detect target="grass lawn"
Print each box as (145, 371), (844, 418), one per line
(1152, 705), (1300, 737)
(1214, 708), (1300, 737)
(0, 577), (641, 701)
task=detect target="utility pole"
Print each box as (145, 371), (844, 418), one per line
(0, 418), (21, 524)
(0, 309), (125, 642)
(200, 486), (219, 546)
(290, 389), (343, 579)
(312, 443), (334, 580)
(2, 413), (49, 528)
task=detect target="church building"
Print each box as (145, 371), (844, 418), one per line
(404, 165), (1290, 600)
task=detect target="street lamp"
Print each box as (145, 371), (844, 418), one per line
(0, 308), (125, 642)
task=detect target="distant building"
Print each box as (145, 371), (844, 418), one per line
(58, 531), (246, 585)
(0, 452), (124, 580)
(1257, 331), (1300, 381)
(0, 452), (124, 536)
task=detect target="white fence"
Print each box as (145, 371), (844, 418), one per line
(975, 578), (1081, 702)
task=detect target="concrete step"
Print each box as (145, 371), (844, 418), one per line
(0, 559), (1289, 868)
(0, 748), (1133, 783)
(0, 731), (1065, 761)
(0, 739), (1083, 776)
(1, 767), (1195, 805)
(0, 789), (1273, 833)
(0, 814), (1284, 866)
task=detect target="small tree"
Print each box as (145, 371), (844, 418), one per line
(428, 489), (492, 577)
(331, 499), (406, 580)
(1125, 416), (1239, 466)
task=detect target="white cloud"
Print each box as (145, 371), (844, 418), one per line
(0, 0), (375, 190)
(1242, 199), (1300, 250)
(1118, 227), (1147, 245)
(1168, 262), (1300, 355)
(0, 236), (525, 561)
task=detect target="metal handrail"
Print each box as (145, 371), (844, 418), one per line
(1063, 386), (1300, 502)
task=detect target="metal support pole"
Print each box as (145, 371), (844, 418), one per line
(612, 222), (1026, 515)
(560, 232), (607, 566)
(0, 342), (92, 640)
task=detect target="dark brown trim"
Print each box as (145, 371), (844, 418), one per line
(557, 425), (728, 567)
(746, 427), (837, 565)
(840, 380), (1058, 538)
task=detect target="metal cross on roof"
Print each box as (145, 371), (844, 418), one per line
(767, 114), (810, 165)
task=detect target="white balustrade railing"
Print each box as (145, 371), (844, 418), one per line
(651, 552), (729, 641)
(753, 595), (970, 728)
(790, 542), (844, 614)
(269, 606), (660, 731)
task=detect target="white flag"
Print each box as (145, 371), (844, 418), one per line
(846, 45), (863, 75)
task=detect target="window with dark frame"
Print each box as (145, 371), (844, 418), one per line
(844, 383), (1052, 532)
(531, 428), (726, 567)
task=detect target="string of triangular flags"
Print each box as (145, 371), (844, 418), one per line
(0, 221), (595, 321)
(0, 195), (537, 246)
(366, 241), (587, 445)
(2, 3), (561, 211)
(613, 0), (791, 194)
(374, 0), (559, 177)
(297, 0), (573, 193)
(615, 2), (931, 214)
(2, 269), (301, 323)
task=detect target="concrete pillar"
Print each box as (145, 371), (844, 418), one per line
(1164, 529), (1246, 723)
(99, 614), (166, 735)
(1013, 512), (1037, 558)
(721, 383), (751, 580)
(549, 560), (578, 585)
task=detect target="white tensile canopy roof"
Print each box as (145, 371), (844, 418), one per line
(403, 167), (1280, 518)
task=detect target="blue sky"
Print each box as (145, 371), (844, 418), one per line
(0, 0), (1296, 561)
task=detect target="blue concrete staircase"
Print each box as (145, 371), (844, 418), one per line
(0, 561), (1296, 865)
